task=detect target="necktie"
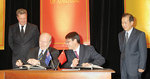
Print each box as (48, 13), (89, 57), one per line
(125, 32), (128, 43)
(74, 51), (79, 59)
(38, 50), (43, 60)
(20, 26), (24, 37)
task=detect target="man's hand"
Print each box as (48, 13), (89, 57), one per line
(72, 58), (79, 67)
(27, 58), (40, 65)
(16, 59), (23, 66)
(138, 69), (144, 73)
(82, 63), (92, 67)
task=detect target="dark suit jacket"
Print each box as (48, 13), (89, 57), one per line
(62, 44), (105, 68)
(8, 22), (39, 68)
(118, 28), (147, 75)
(27, 47), (59, 69)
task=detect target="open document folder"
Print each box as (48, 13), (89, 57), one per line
(72, 65), (103, 70)
(15, 65), (46, 70)
(61, 65), (103, 71)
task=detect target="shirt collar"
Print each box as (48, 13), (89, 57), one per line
(126, 27), (133, 33)
(19, 23), (27, 31)
(126, 27), (133, 38)
(74, 44), (80, 55)
(39, 48), (47, 55)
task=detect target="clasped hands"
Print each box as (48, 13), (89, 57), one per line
(16, 59), (40, 66)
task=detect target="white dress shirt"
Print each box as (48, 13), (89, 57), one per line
(19, 23), (27, 33)
(38, 48), (46, 56)
(74, 45), (80, 57)
(125, 27), (133, 39)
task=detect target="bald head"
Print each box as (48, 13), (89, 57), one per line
(39, 33), (52, 50)
(40, 33), (52, 41)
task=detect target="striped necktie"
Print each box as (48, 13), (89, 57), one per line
(38, 50), (43, 60)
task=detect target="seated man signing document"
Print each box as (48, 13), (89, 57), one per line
(16, 33), (59, 69)
(62, 32), (105, 68)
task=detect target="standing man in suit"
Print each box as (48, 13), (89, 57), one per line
(118, 13), (147, 79)
(62, 32), (105, 68)
(8, 8), (39, 68)
(16, 33), (59, 69)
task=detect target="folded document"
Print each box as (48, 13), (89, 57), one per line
(72, 65), (103, 70)
(15, 65), (46, 70)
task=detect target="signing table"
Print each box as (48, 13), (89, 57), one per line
(0, 69), (115, 79)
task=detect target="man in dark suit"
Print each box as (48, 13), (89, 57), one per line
(8, 8), (39, 68)
(118, 13), (147, 79)
(62, 32), (105, 68)
(16, 33), (59, 69)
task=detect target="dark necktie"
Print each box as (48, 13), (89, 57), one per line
(74, 51), (79, 59)
(125, 32), (128, 43)
(38, 50), (43, 60)
(20, 26), (24, 37)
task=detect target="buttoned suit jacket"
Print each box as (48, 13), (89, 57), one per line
(8, 22), (40, 68)
(118, 28), (147, 78)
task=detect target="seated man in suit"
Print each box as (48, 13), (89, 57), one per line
(62, 32), (105, 68)
(16, 33), (59, 69)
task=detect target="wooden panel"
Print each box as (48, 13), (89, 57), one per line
(0, 69), (115, 79)
(0, 72), (4, 79)
(6, 72), (111, 79)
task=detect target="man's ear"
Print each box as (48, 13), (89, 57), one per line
(49, 41), (52, 46)
(17, 16), (19, 20)
(131, 21), (134, 26)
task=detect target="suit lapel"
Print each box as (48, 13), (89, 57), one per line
(24, 23), (30, 39)
(79, 45), (84, 61)
(43, 49), (48, 60)
(16, 24), (23, 39)
(121, 31), (126, 52)
(121, 31), (126, 44)
(48, 47), (52, 54)
(48, 47), (53, 58)
(35, 47), (40, 59)
(127, 28), (136, 44)
(67, 50), (76, 60)
(122, 31), (126, 43)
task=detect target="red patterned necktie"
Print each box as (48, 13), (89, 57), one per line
(74, 51), (79, 59)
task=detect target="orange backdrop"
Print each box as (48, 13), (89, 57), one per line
(0, 0), (5, 50)
(40, 0), (90, 49)
(124, 0), (150, 48)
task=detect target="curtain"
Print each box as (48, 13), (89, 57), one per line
(0, 0), (40, 69)
(0, 0), (149, 79)
(90, 0), (124, 78)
